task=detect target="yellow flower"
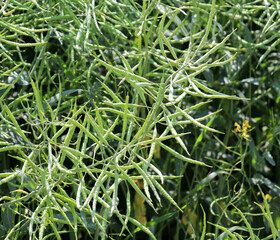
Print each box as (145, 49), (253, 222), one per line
(242, 132), (250, 140)
(233, 120), (252, 140)
(234, 122), (241, 132)
(265, 194), (272, 201)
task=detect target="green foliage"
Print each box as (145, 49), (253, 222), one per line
(1, 0), (280, 240)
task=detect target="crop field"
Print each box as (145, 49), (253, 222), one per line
(0, 1), (280, 239)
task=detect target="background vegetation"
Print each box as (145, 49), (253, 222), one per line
(0, 0), (280, 239)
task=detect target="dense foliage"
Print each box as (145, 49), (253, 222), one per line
(1, 0), (280, 239)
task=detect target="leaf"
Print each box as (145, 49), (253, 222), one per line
(249, 140), (265, 171)
(1, 203), (16, 231)
(133, 180), (147, 225)
(263, 152), (275, 166)
(182, 206), (198, 235)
